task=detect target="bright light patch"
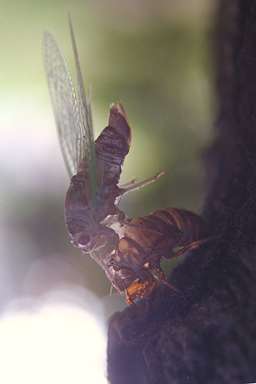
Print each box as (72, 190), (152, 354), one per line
(0, 299), (107, 384)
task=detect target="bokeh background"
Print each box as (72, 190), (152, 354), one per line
(0, 1), (216, 382)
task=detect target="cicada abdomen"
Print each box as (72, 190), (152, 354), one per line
(108, 208), (207, 303)
(92, 103), (132, 221)
(96, 103), (131, 187)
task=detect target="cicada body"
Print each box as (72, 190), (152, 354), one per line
(107, 208), (207, 303)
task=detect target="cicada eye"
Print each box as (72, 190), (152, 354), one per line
(77, 234), (90, 246)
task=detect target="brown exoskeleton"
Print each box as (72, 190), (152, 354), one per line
(43, 19), (208, 304)
(107, 208), (207, 303)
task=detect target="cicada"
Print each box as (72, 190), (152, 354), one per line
(43, 20), (207, 304)
(43, 19), (162, 278)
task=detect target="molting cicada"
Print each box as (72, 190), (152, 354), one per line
(43, 19), (207, 304)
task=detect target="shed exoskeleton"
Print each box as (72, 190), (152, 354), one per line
(107, 208), (207, 303)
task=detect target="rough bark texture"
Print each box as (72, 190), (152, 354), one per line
(107, 1), (256, 383)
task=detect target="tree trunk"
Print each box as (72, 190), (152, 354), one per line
(107, 1), (256, 383)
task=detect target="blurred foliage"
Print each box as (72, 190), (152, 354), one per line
(0, 0), (215, 300)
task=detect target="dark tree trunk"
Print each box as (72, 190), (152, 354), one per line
(107, 1), (256, 383)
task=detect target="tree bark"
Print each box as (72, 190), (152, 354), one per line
(107, 1), (256, 383)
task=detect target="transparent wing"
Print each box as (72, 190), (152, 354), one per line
(68, 16), (98, 200)
(43, 25), (98, 201)
(43, 31), (80, 177)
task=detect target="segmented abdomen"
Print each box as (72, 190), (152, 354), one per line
(149, 208), (205, 245)
(95, 104), (131, 186)
(114, 208), (205, 269)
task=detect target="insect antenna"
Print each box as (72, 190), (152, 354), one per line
(109, 284), (114, 296)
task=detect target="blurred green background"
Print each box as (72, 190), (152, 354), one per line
(0, 0), (215, 307)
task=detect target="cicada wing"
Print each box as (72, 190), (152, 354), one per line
(68, 17), (98, 201)
(43, 31), (80, 177)
(43, 25), (98, 201)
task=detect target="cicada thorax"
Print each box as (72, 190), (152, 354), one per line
(65, 170), (89, 230)
(64, 168), (119, 262)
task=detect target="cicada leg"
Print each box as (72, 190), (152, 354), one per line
(109, 284), (114, 296)
(125, 289), (134, 305)
(119, 179), (137, 188)
(119, 171), (165, 195)
(149, 266), (179, 293)
(172, 237), (212, 259)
